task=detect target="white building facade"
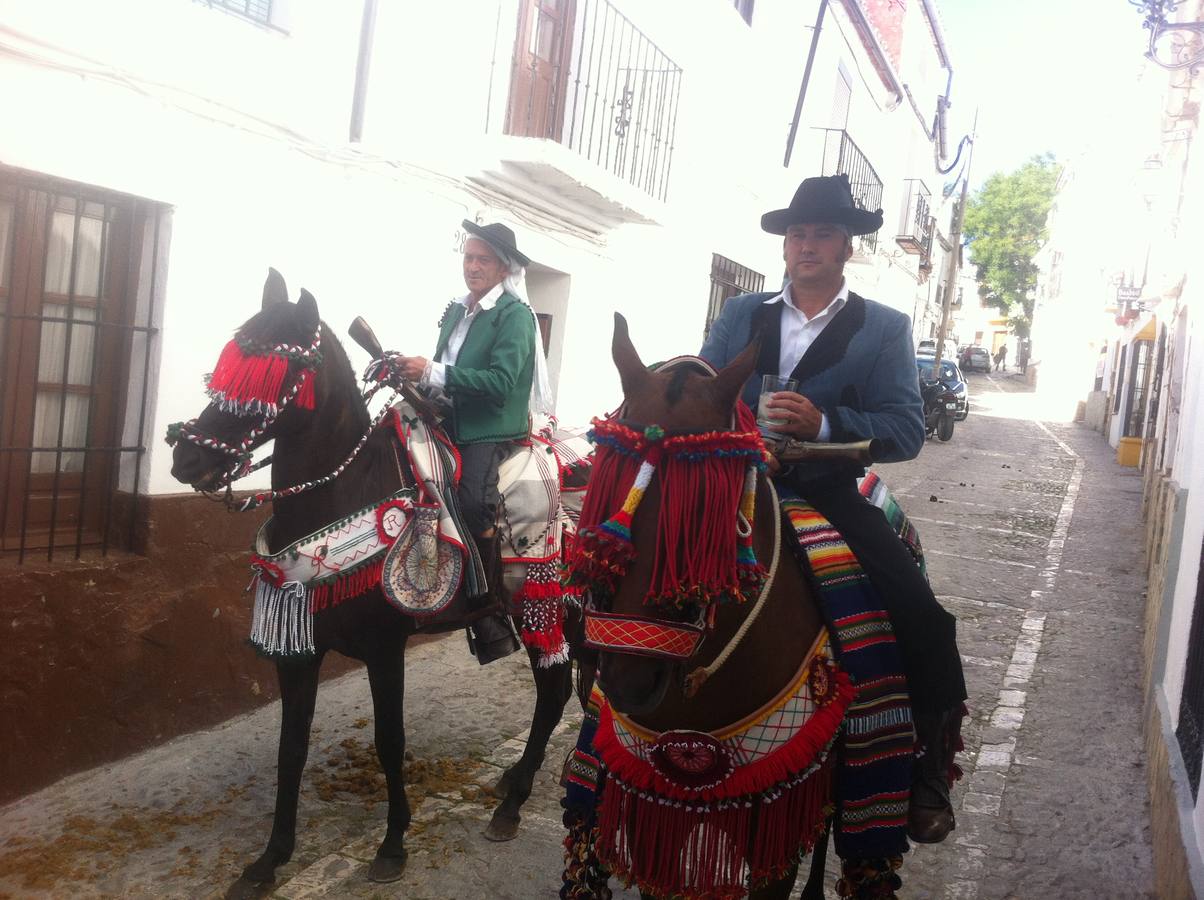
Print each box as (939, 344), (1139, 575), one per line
(0, 0), (966, 794)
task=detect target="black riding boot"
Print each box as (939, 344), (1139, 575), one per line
(465, 535), (521, 666)
(908, 708), (956, 843)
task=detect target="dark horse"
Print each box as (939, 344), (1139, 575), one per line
(169, 271), (573, 898)
(568, 316), (906, 899)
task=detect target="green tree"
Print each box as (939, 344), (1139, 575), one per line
(962, 154), (1061, 338)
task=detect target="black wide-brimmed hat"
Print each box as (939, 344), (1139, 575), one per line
(462, 220), (531, 267)
(760, 174), (884, 236)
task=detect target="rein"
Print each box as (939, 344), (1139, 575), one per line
(682, 478), (782, 697)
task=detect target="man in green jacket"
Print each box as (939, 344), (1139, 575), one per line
(393, 221), (544, 663)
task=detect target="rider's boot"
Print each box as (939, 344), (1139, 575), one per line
(908, 707), (956, 843)
(466, 534), (522, 666)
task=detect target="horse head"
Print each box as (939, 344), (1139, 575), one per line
(577, 314), (759, 719)
(168, 269), (365, 495)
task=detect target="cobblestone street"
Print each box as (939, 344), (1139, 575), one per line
(0, 372), (1155, 899)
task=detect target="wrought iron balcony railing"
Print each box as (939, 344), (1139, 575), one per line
(504, 0), (683, 202)
(816, 129), (884, 251)
(896, 179), (934, 257)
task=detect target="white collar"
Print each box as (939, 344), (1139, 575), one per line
(764, 279), (849, 321)
(458, 282), (505, 312)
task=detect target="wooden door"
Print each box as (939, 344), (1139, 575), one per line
(507, 0), (577, 141)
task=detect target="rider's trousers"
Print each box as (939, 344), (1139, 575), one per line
(786, 474), (968, 715)
(457, 441), (508, 538)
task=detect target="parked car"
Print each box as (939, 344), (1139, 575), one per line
(961, 346), (991, 373)
(916, 356), (968, 421)
(917, 338), (957, 359)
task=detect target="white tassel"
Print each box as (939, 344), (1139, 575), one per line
(250, 578), (315, 657)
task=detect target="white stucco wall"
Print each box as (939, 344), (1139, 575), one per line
(1, 0), (956, 499)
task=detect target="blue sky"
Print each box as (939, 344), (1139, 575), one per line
(935, 0), (1152, 186)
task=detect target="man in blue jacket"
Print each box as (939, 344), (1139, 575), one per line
(701, 174), (966, 844)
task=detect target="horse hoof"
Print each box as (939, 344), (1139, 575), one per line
(483, 813), (521, 842)
(224, 877), (273, 900)
(367, 849), (408, 883)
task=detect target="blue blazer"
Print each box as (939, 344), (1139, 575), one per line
(700, 291), (924, 481)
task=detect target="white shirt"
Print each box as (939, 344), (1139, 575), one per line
(762, 279), (850, 442)
(426, 283), (505, 389)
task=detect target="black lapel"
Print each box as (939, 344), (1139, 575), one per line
(788, 293), (867, 383)
(751, 300), (782, 378)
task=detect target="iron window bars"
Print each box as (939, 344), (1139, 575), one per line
(816, 128), (884, 253)
(705, 254), (765, 337)
(0, 168), (165, 563)
(504, 0), (683, 202)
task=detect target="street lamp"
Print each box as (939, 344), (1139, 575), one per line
(1128, 0), (1204, 69)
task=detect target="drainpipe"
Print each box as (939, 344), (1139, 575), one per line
(783, 0), (828, 168)
(349, 0), (379, 143)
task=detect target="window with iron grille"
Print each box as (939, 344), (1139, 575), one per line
(1175, 536), (1204, 799)
(705, 254), (765, 337)
(0, 168), (166, 562)
(197, 0), (276, 28)
(1123, 339), (1153, 438)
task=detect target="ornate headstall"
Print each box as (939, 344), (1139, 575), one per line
(164, 323), (323, 501)
(566, 400), (770, 660)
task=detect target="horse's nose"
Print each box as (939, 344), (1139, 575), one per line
(171, 443), (216, 486)
(598, 655), (671, 717)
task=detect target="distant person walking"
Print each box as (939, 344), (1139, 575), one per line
(994, 344), (1008, 372)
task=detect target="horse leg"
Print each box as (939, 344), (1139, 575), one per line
(749, 863), (801, 900)
(484, 647), (572, 841)
(228, 655), (324, 899)
(365, 648), (411, 883)
(799, 824), (830, 899)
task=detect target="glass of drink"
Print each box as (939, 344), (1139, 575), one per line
(757, 375), (799, 437)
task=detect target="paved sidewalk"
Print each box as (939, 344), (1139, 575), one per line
(0, 373), (1155, 899)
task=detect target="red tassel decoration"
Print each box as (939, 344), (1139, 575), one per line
(309, 558), (386, 612)
(294, 370), (316, 409)
(206, 339), (291, 412)
(589, 665), (854, 900)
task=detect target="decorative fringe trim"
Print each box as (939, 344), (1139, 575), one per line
(207, 340), (290, 412)
(516, 561), (569, 667)
(565, 404), (770, 609)
(835, 855), (904, 899)
(294, 369), (316, 409)
(309, 558), (387, 613)
(561, 813), (614, 899)
(595, 759), (834, 900)
(587, 668), (853, 900)
(249, 578), (315, 657)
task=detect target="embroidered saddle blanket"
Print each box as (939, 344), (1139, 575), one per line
(246, 401), (592, 664)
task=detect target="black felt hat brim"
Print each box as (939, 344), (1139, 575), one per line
(760, 205), (885, 236)
(462, 220), (531, 267)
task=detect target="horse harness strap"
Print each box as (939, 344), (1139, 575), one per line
(682, 478), (782, 698)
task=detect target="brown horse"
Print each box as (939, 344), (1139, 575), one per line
(168, 271), (574, 899)
(568, 315), (905, 899)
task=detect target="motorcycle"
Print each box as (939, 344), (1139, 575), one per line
(920, 377), (957, 442)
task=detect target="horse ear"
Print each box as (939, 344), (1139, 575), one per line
(297, 288), (319, 331)
(612, 312), (650, 397)
(712, 339), (759, 410)
(263, 268), (288, 309)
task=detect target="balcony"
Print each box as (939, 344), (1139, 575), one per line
(816, 129), (884, 251)
(488, 0), (682, 227)
(896, 179), (935, 258)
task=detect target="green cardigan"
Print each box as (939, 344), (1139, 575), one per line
(434, 292), (535, 444)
